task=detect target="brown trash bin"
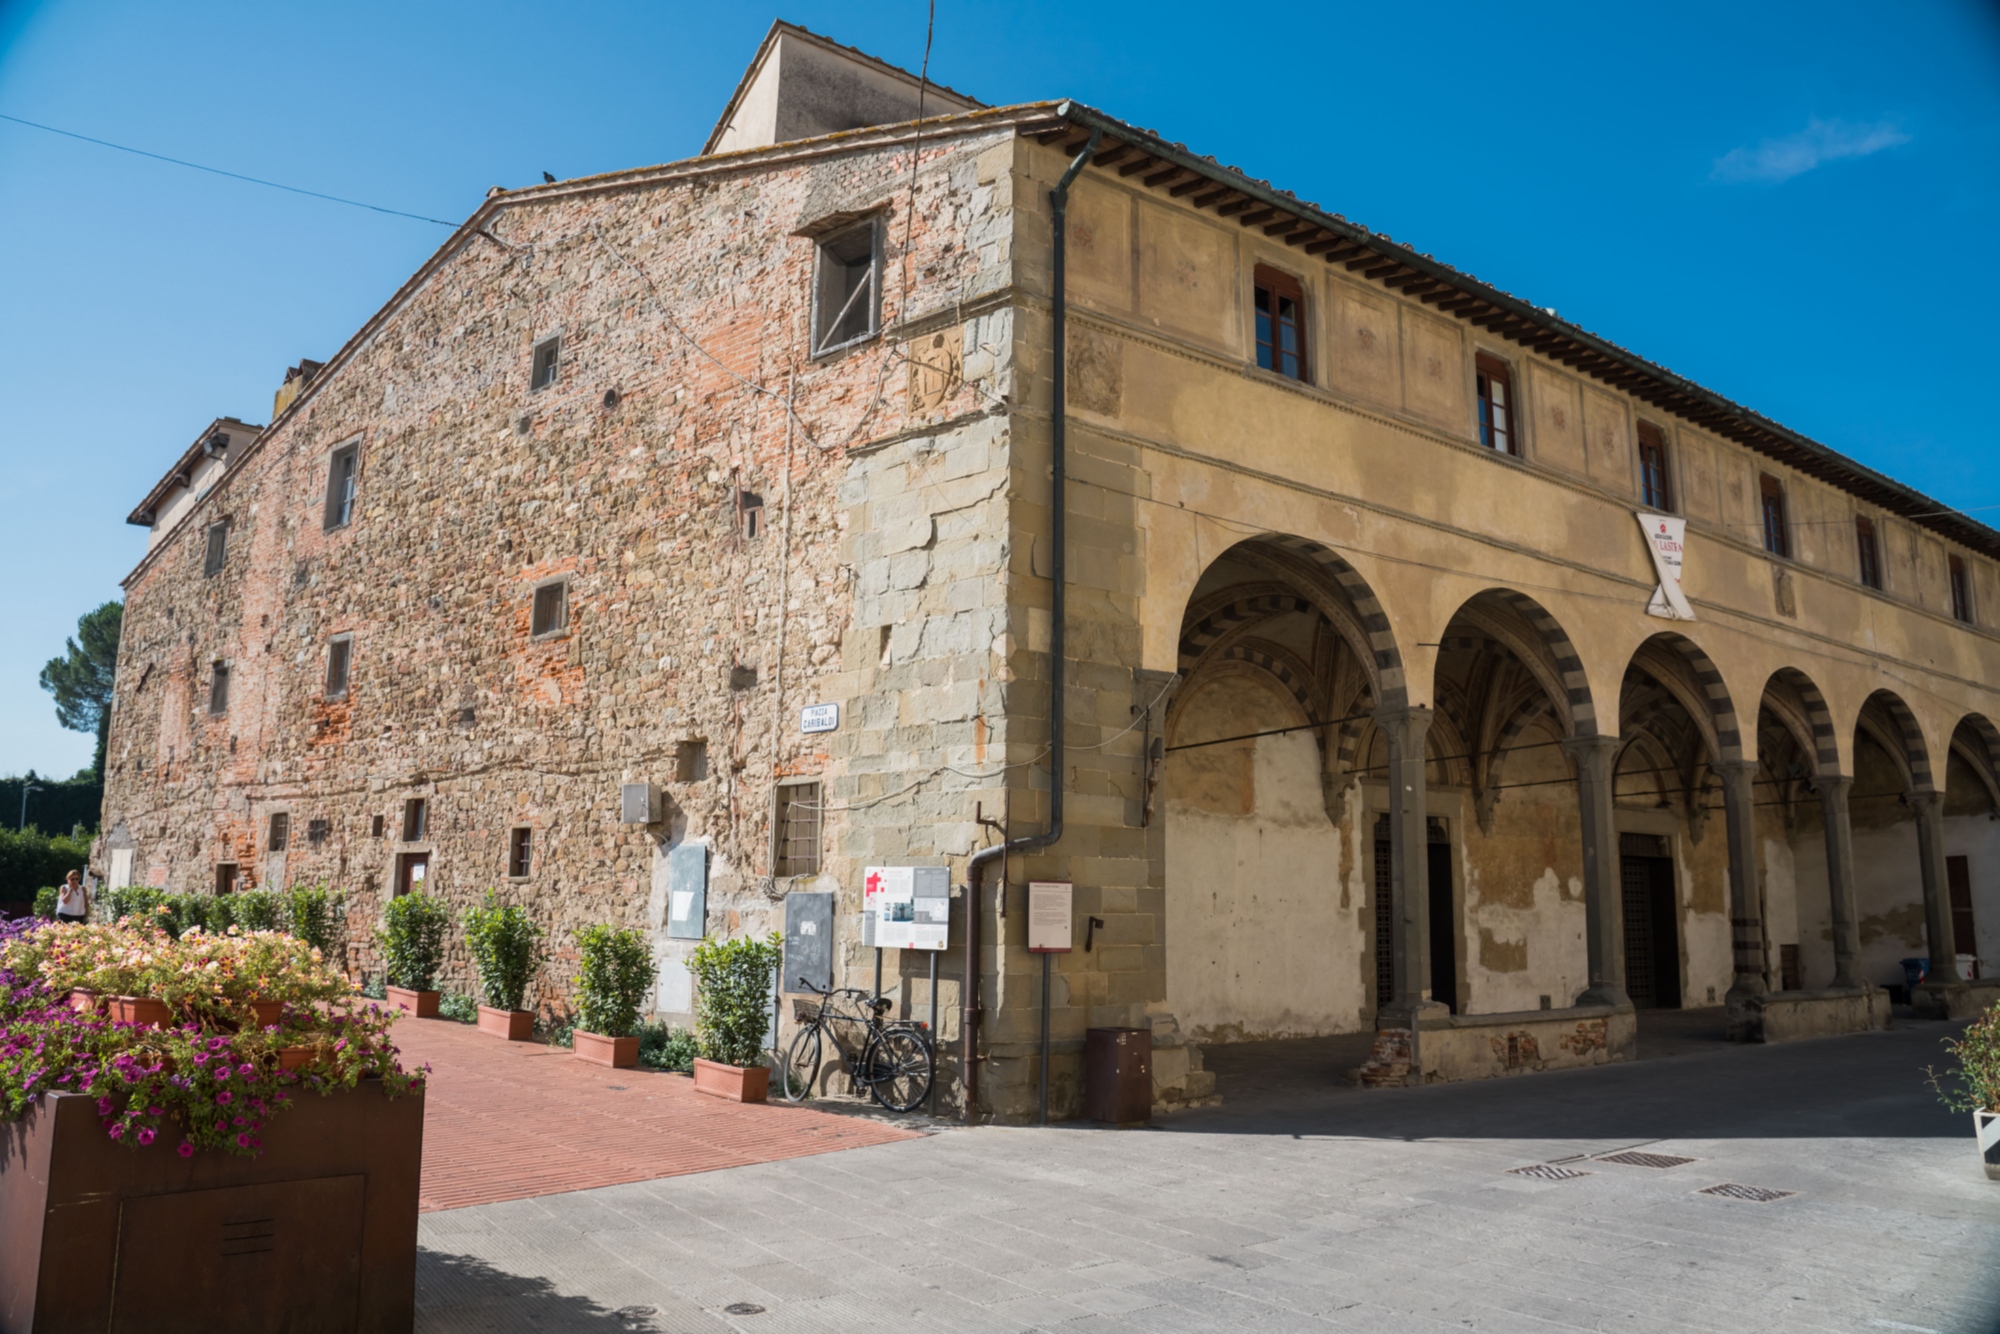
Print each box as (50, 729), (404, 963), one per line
(1084, 1027), (1152, 1126)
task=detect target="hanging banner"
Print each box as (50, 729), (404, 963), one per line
(1636, 511), (1694, 621)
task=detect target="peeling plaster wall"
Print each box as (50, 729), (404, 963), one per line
(1164, 680), (1360, 1040)
(1458, 733), (1586, 1014)
(1681, 826), (1732, 1007)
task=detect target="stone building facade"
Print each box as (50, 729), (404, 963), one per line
(102, 23), (2000, 1119)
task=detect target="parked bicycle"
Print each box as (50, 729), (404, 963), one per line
(777, 977), (933, 1113)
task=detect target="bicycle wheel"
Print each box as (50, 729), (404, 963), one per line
(863, 1025), (933, 1113)
(778, 1025), (821, 1103)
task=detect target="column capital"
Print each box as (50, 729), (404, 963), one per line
(1560, 732), (1622, 772)
(1371, 703), (1434, 727)
(1907, 787), (1943, 816)
(1811, 772), (1854, 794)
(1711, 757), (1759, 778)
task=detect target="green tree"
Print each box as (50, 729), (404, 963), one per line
(39, 601), (123, 777)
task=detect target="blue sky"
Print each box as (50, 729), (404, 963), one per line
(1, 0), (1996, 779)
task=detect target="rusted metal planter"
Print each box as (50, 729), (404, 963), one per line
(572, 1031), (638, 1068)
(477, 1006), (533, 1041)
(0, 1079), (423, 1332)
(692, 1058), (769, 1103)
(384, 987), (439, 1018)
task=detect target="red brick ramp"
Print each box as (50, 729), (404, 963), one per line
(387, 1015), (922, 1211)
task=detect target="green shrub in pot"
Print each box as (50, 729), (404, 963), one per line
(376, 893), (450, 993)
(572, 925), (656, 1038)
(687, 933), (782, 1069)
(1929, 1001), (2000, 1114)
(462, 892), (543, 1013)
(283, 884), (343, 957)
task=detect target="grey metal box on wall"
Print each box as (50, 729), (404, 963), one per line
(620, 782), (659, 824)
(666, 842), (707, 940)
(783, 892), (834, 994)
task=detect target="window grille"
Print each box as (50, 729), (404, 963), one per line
(773, 782), (822, 878)
(306, 818), (331, 847)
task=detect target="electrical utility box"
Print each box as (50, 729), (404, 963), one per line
(782, 892), (834, 994)
(620, 782), (660, 824)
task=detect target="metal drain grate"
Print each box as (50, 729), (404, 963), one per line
(1596, 1150), (1697, 1169)
(1698, 1182), (1795, 1203)
(1509, 1163), (1592, 1181)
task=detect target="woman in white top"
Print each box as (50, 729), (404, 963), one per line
(54, 870), (88, 924)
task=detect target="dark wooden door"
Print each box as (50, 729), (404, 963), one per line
(1619, 835), (1680, 1009)
(1427, 833), (1457, 1014)
(1373, 822), (1393, 1009)
(1948, 855), (1977, 974)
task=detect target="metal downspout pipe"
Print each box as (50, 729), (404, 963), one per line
(960, 123), (1101, 1124)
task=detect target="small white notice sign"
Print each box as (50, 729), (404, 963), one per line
(1028, 881), (1073, 953)
(800, 703), (840, 734)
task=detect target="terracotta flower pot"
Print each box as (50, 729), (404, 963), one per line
(109, 996), (172, 1029)
(477, 1006), (534, 1041)
(384, 986), (440, 1018)
(64, 989), (102, 1015)
(572, 1030), (639, 1068)
(692, 1057), (769, 1103)
(247, 1000), (284, 1028)
(278, 1046), (315, 1071)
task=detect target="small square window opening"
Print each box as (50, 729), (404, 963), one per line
(531, 337), (561, 391)
(1637, 423), (1672, 511)
(739, 491), (764, 540)
(773, 781), (823, 878)
(306, 818), (331, 847)
(1253, 266), (1308, 382)
(1856, 517), (1882, 591)
(675, 740), (709, 782)
(402, 798), (428, 842)
(531, 581), (568, 638)
(323, 443), (360, 531)
(1475, 355), (1516, 455)
(1949, 554), (1974, 624)
(267, 812), (290, 853)
(203, 521), (229, 577)
(507, 827), (533, 878)
(813, 220), (880, 354)
(208, 664), (230, 716)
(1759, 474), (1790, 558)
(324, 635), (352, 699)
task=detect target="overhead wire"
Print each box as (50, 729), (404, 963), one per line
(0, 111), (459, 225)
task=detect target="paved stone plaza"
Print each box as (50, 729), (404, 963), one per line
(411, 1017), (1999, 1333)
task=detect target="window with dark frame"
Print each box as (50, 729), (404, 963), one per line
(1253, 266), (1308, 382)
(739, 491), (764, 541)
(371, 814), (386, 838)
(324, 635), (352, 699)
(507, 827), (533, 878)
(531, 337), (561, 391)
(1856, 517), (1882, 591)
(1475, 355), (1516, 455)
(1759, 474), (1790, 557)
(267, 812), (290, 852)
(203, 521), (229, 577)
(323, 442), (360, 531)
(773, 782), (823, 878)
(812, 219), (880, 354)
(1949, 554), (1974, 624)
(1638, 423), (1672, 511)
(208, 663), (230, 715)
(402, 798), (428, 842)
(531, 580), (568, 638)
(216, 863), (239, 896)
(306, 818), (331, 847)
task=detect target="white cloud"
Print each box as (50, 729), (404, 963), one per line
(1712, 117), (1911, 184)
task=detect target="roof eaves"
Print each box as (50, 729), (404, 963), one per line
(1043, 101), (2000, 562)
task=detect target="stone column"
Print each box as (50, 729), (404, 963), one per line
(1564, 734), (1629, 1009)
(1377, 705), (1437, 1018)
(1910, 789), (1964, 988)
(1815, 775), (1863, 988)
(1716, 758), (1766, 1038)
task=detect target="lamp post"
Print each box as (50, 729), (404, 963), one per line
(18, 782), (41, 833)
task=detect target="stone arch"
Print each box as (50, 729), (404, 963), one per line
(1948, 714), (2000, 814)
(1449, 589), (1598, 737)
(1759, 667), (1841, 777)
(1626, 631), (1743, 765)
(1230, 534), (1408, 709)
(1856, 689), (1933, 792)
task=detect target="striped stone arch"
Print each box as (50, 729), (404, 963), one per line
(1239, 535), (1408, 709)
(1636, 631), (1744, 763)
(1177, 589), (1317, 668)
(1459, 588), (1599, 737)
(1760, 667), (1840, 776)
(1857, 689), (1934, 792)
(1171, 638), (1324, 736)
(1950, 714), (2000, 813)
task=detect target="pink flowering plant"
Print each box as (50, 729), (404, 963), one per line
(0, 917), (423, 1158)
